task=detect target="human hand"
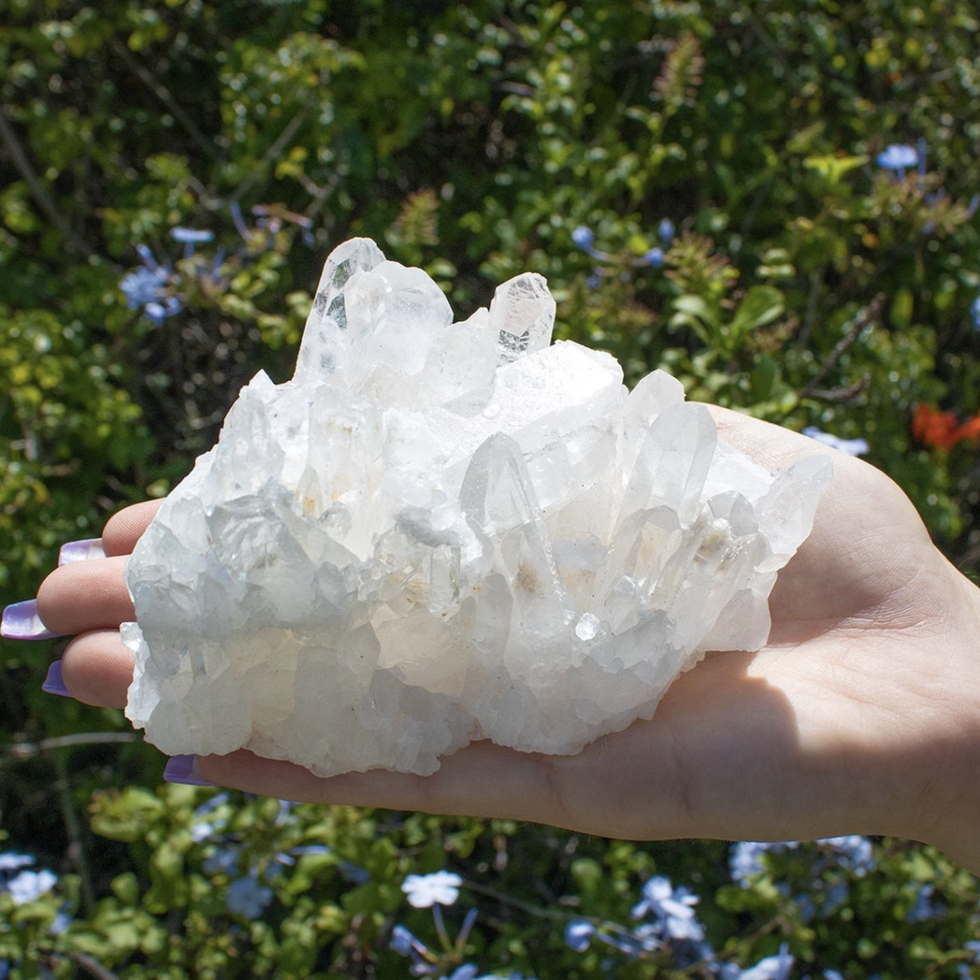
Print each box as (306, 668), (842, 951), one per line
(13, 408), (980, 872)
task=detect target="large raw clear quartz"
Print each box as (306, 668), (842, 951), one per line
(123, 239), (831, 775)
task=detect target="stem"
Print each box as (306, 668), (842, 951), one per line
(53, 751), (96, 916)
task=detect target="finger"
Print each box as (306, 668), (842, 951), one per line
(60, 629), (134, 708)
(102, 500), (163, 557)
(35, 557), (133, 635)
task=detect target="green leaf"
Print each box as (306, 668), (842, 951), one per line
(728, 285), (785, 349)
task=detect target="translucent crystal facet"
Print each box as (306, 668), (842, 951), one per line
(123, 238), (831, 776)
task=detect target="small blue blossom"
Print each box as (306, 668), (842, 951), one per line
(803, 427), (869, 457)
(448, 966), (479, 980)
(730, 840), (799, 884)
(630, 875), (704, 945)
(171, 227), (214, 244)
(120, 244), (182, 324)
(171, 226), (214, 260)
(0, 853), (35, 873)
(120, 266), (170, 310)
(226, 875), (273, 919)
(658, 218), (675, 246)
(50, 910), (72, 935)
(290, 844), (331, 856)
(564, 919), (595, 952)
(402, 870), (462, 908)
(969, 291), (980, 332)
(6, 868), (57, 905)
(732, 944), (794, 980)
(957, 941), (980, 980)
(191, 792), (230, 841)
(907, 882), (945, 922)
(821, 881), (849, 915)
(818, 835), (875, 875)
(391, 924), (424, 957)
(203, 846), (240, 876)
(572, 225), (595, 250)
(824, 971), (846, 980)
(642, 246), (665, 268)
(877, 143), (918, 175)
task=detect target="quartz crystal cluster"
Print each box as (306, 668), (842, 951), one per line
(123, 239), (831, 776)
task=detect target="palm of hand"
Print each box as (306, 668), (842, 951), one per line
(37, 408), (980, 865)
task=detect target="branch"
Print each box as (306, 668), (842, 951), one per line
(232, 105), (311, 203)
(66, 950), (122, 980)
(1, 732), (139, 760)
(797, 294), (883, 403)
(110, 37), (216, 160)
(0, 105), (96, 258)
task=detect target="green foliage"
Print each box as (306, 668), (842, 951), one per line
(3, 0), (980, 977)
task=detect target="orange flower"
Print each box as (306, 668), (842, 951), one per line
(955, 413), (980, 444)
(912, 404), (959, 448)
(912, 404), (980, 448)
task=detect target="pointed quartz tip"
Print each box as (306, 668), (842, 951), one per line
(490, 272), (556, 364)
(293, 237), (387, 383)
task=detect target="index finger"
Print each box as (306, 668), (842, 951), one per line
(102, 500), (164, 557)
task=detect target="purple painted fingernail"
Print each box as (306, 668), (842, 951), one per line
(163, 754), (213, 787)
(0, 600), (65, 641)
(58, 538), (106, 565)
(42, 660), (73, 698)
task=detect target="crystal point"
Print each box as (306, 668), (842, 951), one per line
(123, 239), (831, 775)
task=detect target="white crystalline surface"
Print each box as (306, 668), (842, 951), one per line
(122, 238), (831, 776)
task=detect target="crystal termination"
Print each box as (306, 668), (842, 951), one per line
(123, 239), (831, 776)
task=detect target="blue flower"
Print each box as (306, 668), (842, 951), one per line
(572, 226), (595, 250)
(50, 909), (72, 934)
(876, 143), (918, 173)
(448, 966), (479, 980)
(203, 846), (240, 876)
(658, 218), (675, 246)
(803, 426), (869, 457)
(642, 246), (665, 268)
(171, 227), (214, 244)
(732, 944), (794, 980)
(402, 870), (462, 908)
(291, 844), (330, 855)
(729, 841), (800, 884)
(390, 924), (423, 957)
(0, 853), (35, 873)
(6, 868), (57, 905)
(226, 875), (273, 919)
(120, 266), (170, 310)
(817, 835), (875, 875)
(120, 244), (182, 324)
(564, 919), (595, 952)
(907, 882), (944, 922)
(970, 291), (980, 332)
(631, 875), (704, 944)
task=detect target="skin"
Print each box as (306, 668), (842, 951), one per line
(33, 407), (980, 873)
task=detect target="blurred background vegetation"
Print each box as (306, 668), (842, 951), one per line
(2, 1), (980, 976)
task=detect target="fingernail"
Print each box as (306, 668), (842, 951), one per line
(163, 754), (213, 787)
(58, 538), (106, 565)
(42, 660), (73, 698)
(1, 600), (65, 640)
